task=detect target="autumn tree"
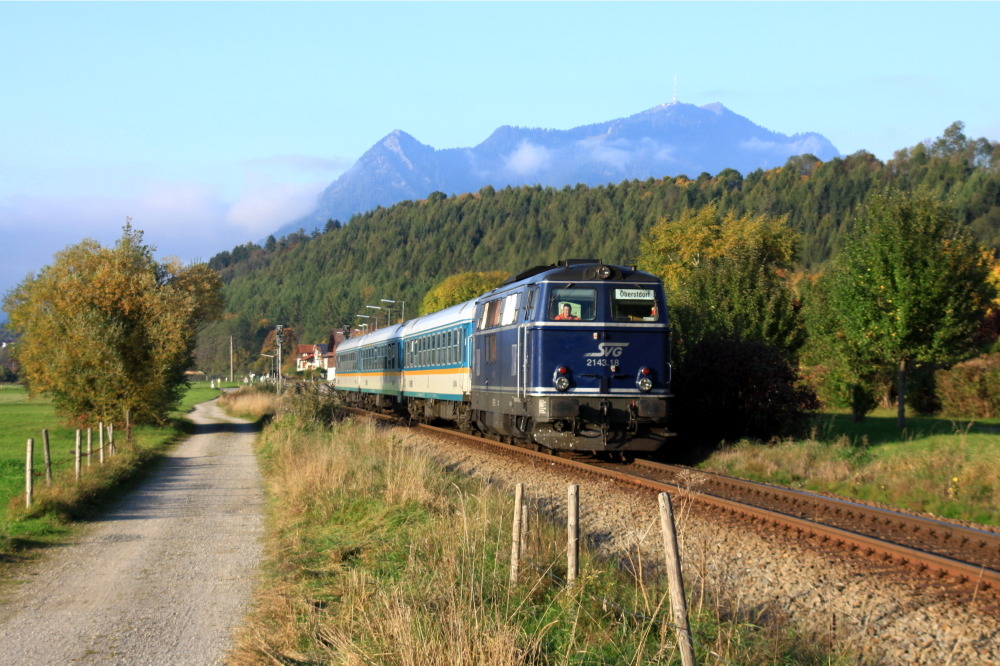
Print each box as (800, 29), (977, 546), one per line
(639, 202), (804, 357)
(2, 225), (223, 427)
(827, 188), (995, 427)
(419, 271), (509, 315)
(639, 203), (816, 442)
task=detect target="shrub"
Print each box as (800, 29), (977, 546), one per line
(670, 337), (819, 444)
(935, 354), (1000, 418)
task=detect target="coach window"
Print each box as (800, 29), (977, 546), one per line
(549, 288), (597, 321)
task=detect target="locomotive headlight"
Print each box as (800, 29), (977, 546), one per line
(597, 265), (612, 279)
(554, 366), (570, 391)
(637, 366), (653, 392)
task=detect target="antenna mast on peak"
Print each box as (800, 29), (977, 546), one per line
(671, 75), (678, 105)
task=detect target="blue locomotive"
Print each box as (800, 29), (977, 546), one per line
(335, 259), (672, 453)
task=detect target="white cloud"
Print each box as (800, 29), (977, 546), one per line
(739, 137), (779, 152)
(224, 174), (327, 235)
(505, 141), (551, 176)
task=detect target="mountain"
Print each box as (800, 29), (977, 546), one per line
(272, 102), (840, 238)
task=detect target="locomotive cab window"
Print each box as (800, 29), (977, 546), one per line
(549, 288), (597, 321)
(612, 288), (659, 322)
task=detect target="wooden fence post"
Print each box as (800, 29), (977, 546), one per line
(99, 422), (104, 464)
(86, 428), (92, 469)
(75, 429), (81, 481)
(658, 492), (696, 666)
(108, 423), (115, 456)
(26, 438), (33, 508)
(567, 484), (579, 583)
(521, 503), (529, 557)
(42, 429), (52, 487)
(510, 483), (523, 584)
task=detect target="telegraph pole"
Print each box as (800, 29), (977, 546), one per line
(275, 325), (284, 392)
(229, 335), (233, 384)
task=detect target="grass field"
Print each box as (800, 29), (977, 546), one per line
(692, 407), (1000, 526)
(230, 396), (849, 666)
(0, 381), (227, 556)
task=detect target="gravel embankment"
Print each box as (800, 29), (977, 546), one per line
(0, 399), (264, 666)
(394, 427), (1000, 666)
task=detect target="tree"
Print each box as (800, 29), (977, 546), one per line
(265, 235), (277, 252)
(639, 202), (804, 358)
(324, 218), (342, 233)
(419, 271), (509, 315)
(638, 202), (799, 295)
(2, 225), (223, 427)
(801, 268), (888, 421)
(829, 188), (996, 427)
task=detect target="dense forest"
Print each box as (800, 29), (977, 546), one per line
(197, 123), (1000, 375)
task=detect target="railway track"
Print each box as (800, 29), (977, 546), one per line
(344, 406), (1000, 609)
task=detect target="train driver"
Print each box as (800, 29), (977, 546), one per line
(554, 303), (579, 321)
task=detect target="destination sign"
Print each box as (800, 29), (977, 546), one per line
(615, 289), (655, 300)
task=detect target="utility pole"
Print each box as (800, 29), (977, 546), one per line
(275, 325), (284, 392)
(229, 335), (233, 384)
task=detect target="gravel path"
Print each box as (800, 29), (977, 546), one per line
(393, 427), (1000, 666)
(0, 399), (264, 666)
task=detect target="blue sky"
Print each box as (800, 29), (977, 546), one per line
(2, 2), (999, 308)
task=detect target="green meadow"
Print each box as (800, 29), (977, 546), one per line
(693, 408), (1000, 526)
(0, 382), (228, 556)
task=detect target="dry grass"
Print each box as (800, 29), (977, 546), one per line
(219, 387), (281, 420)
(228, 397), (850, 666)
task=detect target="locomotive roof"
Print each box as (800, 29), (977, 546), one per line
(498, 260), (660, 290)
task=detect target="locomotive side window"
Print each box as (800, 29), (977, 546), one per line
(549, 288), (597, 321)
(488, 299), (502, 328)
(485, 334), (497, 364)
(612, 288), (659, 322)
(500, 293), (520, 326)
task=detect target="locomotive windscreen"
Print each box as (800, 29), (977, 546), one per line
(549, 288), (596, 321)
(611, 288), (659, 322)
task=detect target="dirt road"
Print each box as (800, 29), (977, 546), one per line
(0, 399), (264, 665)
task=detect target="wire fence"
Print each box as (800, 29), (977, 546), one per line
(519, 552), (736, 666)
(24, 425), (120, 508)
(511, 484), (736, 666)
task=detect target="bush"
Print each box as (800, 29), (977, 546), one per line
(935, 354), (1000, 418)
(671, 337), (819, 444)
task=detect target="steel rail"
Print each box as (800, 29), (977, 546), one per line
(630, 458), (1000, 569)
(343, 407), (1000, 597)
